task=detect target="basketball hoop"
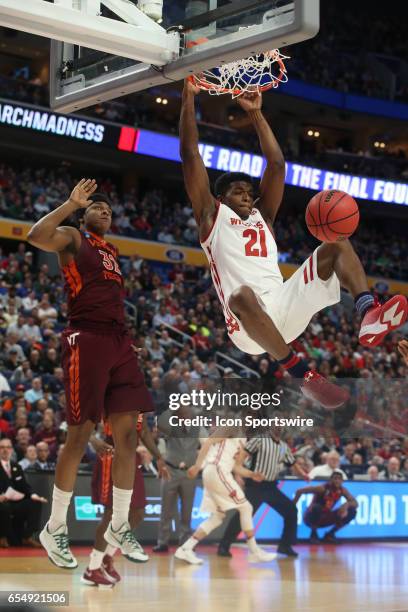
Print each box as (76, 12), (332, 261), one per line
(189, 49), (290, 98)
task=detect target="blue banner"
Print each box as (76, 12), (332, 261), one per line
(134, 129), (408, 207)
(192, 479), (408, 539)
(75, 480), (408, 539)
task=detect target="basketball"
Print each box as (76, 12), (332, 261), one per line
(305, 190), (360, 242)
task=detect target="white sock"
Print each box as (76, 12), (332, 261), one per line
(247, 537), (258, 553)
(111, 486), (132, 531)
(48, 486), (73, 532)
(89, 548), (105, 571)
(182, 536), (199, 551)
(105, 545), (118, 557)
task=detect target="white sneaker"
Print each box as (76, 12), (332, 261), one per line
(104, 522), (149, 563)
(174, 546), (203, 565)
(39, 522), (78, 569)
(248, 547), (277, 563)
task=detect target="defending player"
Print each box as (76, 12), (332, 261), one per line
(180, 80), (408, 409)
(27, 180), (154, 568)
(293, 470), (358, 543)
(174, 432), (276, 564)
(82, 414), (170, 587)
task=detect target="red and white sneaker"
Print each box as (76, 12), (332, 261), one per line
(80, 566), (115, 588)
(301, 371), (350, 411)
(359, 295), (408, 347)
(102, 554), (121, 583)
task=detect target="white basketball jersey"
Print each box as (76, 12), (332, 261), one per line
(205, 437), (246, 473)
(201, 203), (283, 333)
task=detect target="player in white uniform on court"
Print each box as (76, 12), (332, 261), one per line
(174, 432), (276, 564)
(180, 80), (408, 409)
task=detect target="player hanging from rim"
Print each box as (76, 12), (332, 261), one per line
(179, 80), (408, 410)
(174, 428), (277, 565)
(82, 413), (171, 588)
(27, 180), (154, 569)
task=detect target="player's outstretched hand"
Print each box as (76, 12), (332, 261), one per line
(69, 178), (98, 209)
(251, 471), (265, 482)
(398, 339), (408, 365)
(187, 465), (200, 479)
(236, 91), (262, 112)
(184, 77), (201, 96)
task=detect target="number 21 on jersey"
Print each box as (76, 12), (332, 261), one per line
(243, 228), (267, 257)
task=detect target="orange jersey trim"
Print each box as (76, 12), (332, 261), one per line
(101, 454), (113, 505)
(62, 260), (83, 298)
(68, 344), (81, 423)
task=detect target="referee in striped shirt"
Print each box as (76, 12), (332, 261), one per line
(218, 429), (308, 557)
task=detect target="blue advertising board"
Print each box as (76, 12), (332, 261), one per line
(74, 480), (408, 540)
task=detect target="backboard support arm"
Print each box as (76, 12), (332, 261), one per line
(0, 0), (179, 65)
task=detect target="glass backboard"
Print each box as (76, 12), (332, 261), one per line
(50, 0), (319, 112)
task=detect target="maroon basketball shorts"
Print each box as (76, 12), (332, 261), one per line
(91, 452), (146, 509)
(61, 327), (154, 425)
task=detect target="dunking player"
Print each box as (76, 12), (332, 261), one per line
(180, 80), (408, 409)
(82, 414), (170, 587)
(27, 179), (154, 568)
(174, 431), (276, 564)
(293, 470), (358, 543)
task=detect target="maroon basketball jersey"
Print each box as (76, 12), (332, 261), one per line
(62, 230), (125, 328)
(311, 483), (344, 511)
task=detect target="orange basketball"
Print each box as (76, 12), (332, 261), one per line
(305, 190), (360, 242)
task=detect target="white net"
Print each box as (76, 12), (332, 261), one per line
(191, 49), (290, 98)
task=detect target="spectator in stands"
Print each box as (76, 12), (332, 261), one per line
(4, 348), (20, 371)
(21, 291), (38, 313)
(349, 453), (366, 477)
(33, 442), (54, 470)
(13, 428), (32, 462)
(37, 295), (57, 321)
(340, 442), (357, 466)
(18, 445), (37, 471)
(308, 451), (347, 480)
(0, 438), (47, 547)
(33, 414), (58, 456)
(21, 316), (41, 343)
(384, 457), (405, 481)
(24, 377), (43, 404)
(41, 348), (59, 374)
(48, 367), (64, 395)
(8, 412), (31, 441)
(7, 314), (26, 340)
(10, 361), (33, 386)
(367, 465), (381, 480)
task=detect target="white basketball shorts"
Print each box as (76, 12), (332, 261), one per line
(228, 247), (341, 355)
(200, 464), (248, 513)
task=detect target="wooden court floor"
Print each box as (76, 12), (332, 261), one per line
(1, 543), (407, 612)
